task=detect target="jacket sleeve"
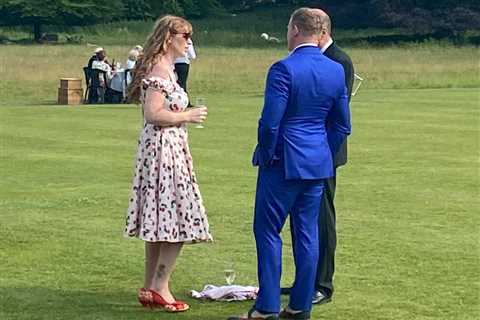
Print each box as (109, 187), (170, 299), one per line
(343, 58), (354, 102)
(252, 61), (290, 166)
(327, 83), (351, 157)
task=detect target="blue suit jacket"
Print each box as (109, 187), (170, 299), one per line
(252, 45), (351, 180)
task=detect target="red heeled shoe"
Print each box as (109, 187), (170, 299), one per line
(137, 288), (189, 312)
(138, 288), (154, 308)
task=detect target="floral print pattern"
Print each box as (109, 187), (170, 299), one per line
(124, 76), (212, 243)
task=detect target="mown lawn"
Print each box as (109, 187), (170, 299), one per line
(0, 86), (478, 319)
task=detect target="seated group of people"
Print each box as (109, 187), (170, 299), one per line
(84, 46), (143, 104)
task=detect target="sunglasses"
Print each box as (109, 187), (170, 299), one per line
(172, 32), (192, 40)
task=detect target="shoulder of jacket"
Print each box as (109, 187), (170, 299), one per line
(271, 58), (292, 73)
(331, 45), (353, 63)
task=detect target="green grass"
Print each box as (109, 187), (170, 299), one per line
(1, 16), (479, 318)
(1, 87), (479, 319)
(0, 44), (479, 107)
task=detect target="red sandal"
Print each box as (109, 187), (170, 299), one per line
(138, 288), (189, 312)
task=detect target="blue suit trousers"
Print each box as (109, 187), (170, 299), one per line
(253, 164), (324, 313)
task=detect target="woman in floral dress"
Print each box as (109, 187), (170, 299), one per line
(125, 15), (212, 312)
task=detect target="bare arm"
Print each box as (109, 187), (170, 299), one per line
(143, 88), (207, 126)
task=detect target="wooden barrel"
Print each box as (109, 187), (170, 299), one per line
(58, 78), (83, 105)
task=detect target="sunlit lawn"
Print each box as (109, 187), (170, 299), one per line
(0, 44), (479, 106)
(1, 85), (479, 319)
(1, 31), (479, 319)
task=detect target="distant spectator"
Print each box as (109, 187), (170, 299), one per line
(125, 49), (140, 88)
(126, 49), (140, 70)
(87, 47), (113, 104)
(88, 47), (110, 69)
(135, 45), (144, 55)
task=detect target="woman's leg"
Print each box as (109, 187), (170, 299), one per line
(144, 241), (161, 289)
(153, 242), (184, 303)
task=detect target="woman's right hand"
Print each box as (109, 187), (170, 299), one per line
(186, 106), (208, 123)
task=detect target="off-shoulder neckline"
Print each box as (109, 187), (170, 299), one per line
(145, 75), (172, 82)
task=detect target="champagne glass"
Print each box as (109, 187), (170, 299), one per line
(352, 73), (364, 97)
(195, 97), (206, 129)
(224, 268), (236, 285)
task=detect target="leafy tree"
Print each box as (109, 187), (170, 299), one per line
(184, 0), (222, 18)
(295, 0), (480, 33)
(122, 0), (152, 20)
(147, 0), (184, 17)
(146, 0), (221, 18)
(0, 0), (124, 41)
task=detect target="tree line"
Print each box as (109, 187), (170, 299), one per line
(0, 0), (478, 41)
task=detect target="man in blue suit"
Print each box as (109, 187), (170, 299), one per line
(228, 7), (351, 320)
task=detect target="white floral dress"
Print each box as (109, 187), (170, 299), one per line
(124, 76), (212, 243)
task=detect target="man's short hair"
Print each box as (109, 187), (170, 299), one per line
(291, 7), (331, 36)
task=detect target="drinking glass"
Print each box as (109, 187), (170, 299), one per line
(195, 97), (206, 128)
(352, 73), (364, 97)
(224, 268), (236, 285)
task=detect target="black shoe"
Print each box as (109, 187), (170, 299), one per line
(279, 309), (310, 319)
(312, 291), (332, 305)
(280, 287), (291, 295)
(227, 307), (279, 320)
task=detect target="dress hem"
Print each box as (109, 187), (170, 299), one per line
(123, 233), (213, 244)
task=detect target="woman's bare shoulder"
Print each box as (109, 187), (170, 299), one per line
(148, 63), (170, 81)
(143, 63), (175, 94)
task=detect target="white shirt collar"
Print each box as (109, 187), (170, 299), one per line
(289, 42), (318, 55)
(320, 38), (333, 53)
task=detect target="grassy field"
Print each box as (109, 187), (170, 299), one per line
(1, 44), (479, 106)
(1, 87), (479, 320)
(1, 13), (480, 319)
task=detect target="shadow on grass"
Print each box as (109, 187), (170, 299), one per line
(0, 286), (248, 320)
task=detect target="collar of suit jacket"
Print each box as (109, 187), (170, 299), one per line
(289, 42), (318, 55)
(320, 38), (333, 53)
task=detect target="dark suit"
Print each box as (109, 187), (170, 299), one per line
(174, 62), (190, 92)
(252, 45), (351, 313)
(315, 41), (354, 297)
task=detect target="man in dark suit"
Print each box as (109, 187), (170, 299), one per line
(314, 8), (354, 305)
(228, 7), (351, 320)
(281, 9), (355, 306)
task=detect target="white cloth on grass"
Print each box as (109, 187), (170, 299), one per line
(189, 284), (258, 301)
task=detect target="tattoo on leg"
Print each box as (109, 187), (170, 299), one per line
(156, 264), (166, 280)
